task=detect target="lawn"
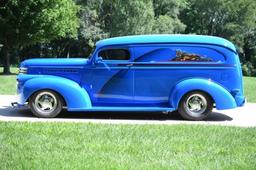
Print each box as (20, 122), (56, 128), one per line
(0, 67), (255, 102)
(0, 67), (17, 95)
(243, 76), (256, 103)
(0, 122), (255, 169)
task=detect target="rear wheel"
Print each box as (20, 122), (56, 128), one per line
(178, 91), (213, 121)
(29, 90), (63, 118)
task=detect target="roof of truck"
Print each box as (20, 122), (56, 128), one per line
(96, 34), (236, 52)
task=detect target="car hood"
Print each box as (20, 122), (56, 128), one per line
(20, 58), (89, 67)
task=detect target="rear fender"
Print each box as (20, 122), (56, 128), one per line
(170, 78), (236, 110)
(22, 75), (91, 110)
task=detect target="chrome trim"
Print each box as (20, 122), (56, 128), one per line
(19, 67), (28, 74)
(185, 93), (207, 117)
(34, 92), (57, 114)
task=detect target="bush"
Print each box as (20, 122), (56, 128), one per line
(242, 62), (256, 76)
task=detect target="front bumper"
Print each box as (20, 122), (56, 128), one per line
(17, 75), (27, 106)
(235, 95), (246, 107)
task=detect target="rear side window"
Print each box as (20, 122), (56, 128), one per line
(133, 46), (226, 63)
(171, 50), (214, 62)
(98, 49), (130, 60)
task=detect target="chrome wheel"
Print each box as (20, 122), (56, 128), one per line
(178, 91), (213, 120)
(30, 90), (63, 118)
(185, 93), (207, 117)
(34, 92), (58, 114)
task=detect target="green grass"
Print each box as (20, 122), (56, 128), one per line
(0, 75), (16, 94)
(243, 76), (256, 103)
(0, 67), (255, 102)
(0, 122), (255, 169)
(0, 67), (17, 95)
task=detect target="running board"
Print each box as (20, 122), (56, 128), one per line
(68, 107), (176, 112)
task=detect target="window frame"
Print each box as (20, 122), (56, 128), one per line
(96, 47), (132, 62)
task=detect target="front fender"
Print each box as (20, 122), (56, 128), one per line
(170, 78), (237, 110)
(20, 75), (91, 110)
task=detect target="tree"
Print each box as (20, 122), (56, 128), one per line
(180, 0), (256, 76)
(44, 0), (187, 59)
(180, 0), (256, 45)
(78, 0), (108, 47)
(0, 0), (79, 74)
(99, 0), (186, 37)
(152, 0), (186, 33)
(100, 0), (155, 37)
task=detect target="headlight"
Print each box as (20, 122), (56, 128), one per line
(19, 67), (28, 74)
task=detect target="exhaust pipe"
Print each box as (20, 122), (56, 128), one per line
(11, 102), (19, 108)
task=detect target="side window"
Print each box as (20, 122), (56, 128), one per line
(98, 49), (130, 60)
(172, 50), (213, 62)
(133, 46), (225, 63)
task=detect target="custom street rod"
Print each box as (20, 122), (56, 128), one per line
(14, 35), (245, 120)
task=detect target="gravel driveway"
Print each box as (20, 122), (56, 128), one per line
(0, 95), (255, 127)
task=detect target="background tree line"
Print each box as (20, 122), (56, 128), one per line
(0, 0), (256, 76)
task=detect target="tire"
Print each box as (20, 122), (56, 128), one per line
(29, 90), (63, 118)
(178, 91), (213, 121)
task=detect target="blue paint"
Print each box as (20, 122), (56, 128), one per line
(17, 34), (245, 113)
(96, 34), (237, 52)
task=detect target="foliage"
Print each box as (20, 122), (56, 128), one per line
(242, 62), (256, 77)
(101, 0), (155, 36)
(152, 15), (185, 34)
(15, 0), (186, 59)
(77, 0), (108, 47)
(100, 0), (186, 36)
(152, 0), (186, 33)
(0, 0), (79, 46)
(0, 0), (79, 73)
(180, 0), (256, 76)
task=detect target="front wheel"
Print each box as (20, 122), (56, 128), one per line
(29, 90), (63, 118)
(178, 91), (213, 121)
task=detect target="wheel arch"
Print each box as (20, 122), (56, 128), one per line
(170, 78), (237, 110)
(23, 75), (92, 110)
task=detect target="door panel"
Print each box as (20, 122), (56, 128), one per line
(90, 61), (134, 105)
(133, 68), (174, 106)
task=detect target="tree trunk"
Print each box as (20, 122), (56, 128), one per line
(243, 37), (252, 62)
(2, 44), (11, 75)
(66, 45), (70, 58)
